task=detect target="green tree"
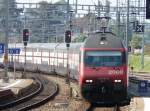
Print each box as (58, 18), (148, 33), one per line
(130, 34), (142, 49)
(73, 34), (87, 42)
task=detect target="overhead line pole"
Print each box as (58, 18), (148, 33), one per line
(4, 0), (9, 82)
(66, 0), (73, 97)
(96, 0), (101, 31)
(23, 19), (27, 79)
(141, 0), (145, 69)
(98, 0), (101, 17)
(67, 0), (70, 30)
(66, 0), (70, 81)
(116, 0), (121, 38)
(126, 0), (130, 63)
(141, 28), (145, 69)
(75, 0), (78, 14)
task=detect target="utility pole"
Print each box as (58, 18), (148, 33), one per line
(70, 10), (73, 32)
(23, 12), (26, 79)
(66, 0), (70, 83)
(42, 20), (45, 43)
(105, 0), (110, 17)
(138, 0), (140, 14)
(22, 29), (29, 79)
(42, 9), (45, 43)
(126, 0), (130, 62)
(116, 0), (121, 38)
(96, 0), (101, 31)
(55, 26), (58, 43)
(98, 0), (101, 17)
(3, 0), (9, 82)
(75, 0), (78, 14)
(67, 0), (70, 30)
(23, 46), (26, 78)
(141, 29), (145, 69)
(14, 41), (16, 80)
(105, 0), (110, 31)
(141, 0), (145, 69)
(66, 0), (72, 97)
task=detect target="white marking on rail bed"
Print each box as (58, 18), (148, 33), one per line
(1, 80), (21, 89)
(54, 101), (69, 108)
(143, 98), (150, 111)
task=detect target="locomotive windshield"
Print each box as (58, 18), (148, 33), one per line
(85, 51), (122, 67)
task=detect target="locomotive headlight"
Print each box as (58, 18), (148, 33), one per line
(85, 80), (93, 83)
(118, 80), (121, 82)
(114, 79), (122, 83)
(100, 41), (105, 45)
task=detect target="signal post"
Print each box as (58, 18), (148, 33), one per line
(65, 30), (72, 97)
(22, 29), (29, 78)
(65, 30), (71, 83)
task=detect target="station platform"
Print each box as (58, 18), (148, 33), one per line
(128, 76), (150, 111)
(0, 79), (34, 96)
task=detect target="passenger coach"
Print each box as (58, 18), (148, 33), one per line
(6, 32), (130, 105)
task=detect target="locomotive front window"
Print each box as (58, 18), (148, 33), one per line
(85, 51), (122, 67)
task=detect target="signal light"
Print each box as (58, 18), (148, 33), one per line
(65, 30), (71, 43)
(23, 29), (29, 42)
(23, 29), (29, 46)
(146, 0), (150, 19)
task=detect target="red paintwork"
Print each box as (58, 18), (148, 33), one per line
(79, 48), (127, 88)
(79, 65), (127, 86)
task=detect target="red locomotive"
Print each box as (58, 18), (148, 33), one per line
(79, 32), (130, 104)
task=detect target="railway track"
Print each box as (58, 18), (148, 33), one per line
(0, 73), (58, 111)
(129, 73), (150, 86)
(33, 72), (133, 111)
(74, 98), (132, 111)
(130, 73), (150, 80)
(0, 68), (146, 111)
(79, 101), (121, 111)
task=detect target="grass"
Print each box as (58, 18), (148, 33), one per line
(128, 54), (150, 72)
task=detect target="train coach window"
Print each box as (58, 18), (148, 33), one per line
(85, 51), (122, 67)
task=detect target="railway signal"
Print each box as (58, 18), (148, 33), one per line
(65, 30), (71, 45)
(65, 30), (72, 97)
(22, 29), (29, 78)
(146, 0), (150, 19)
(23, 29), (29, 46)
